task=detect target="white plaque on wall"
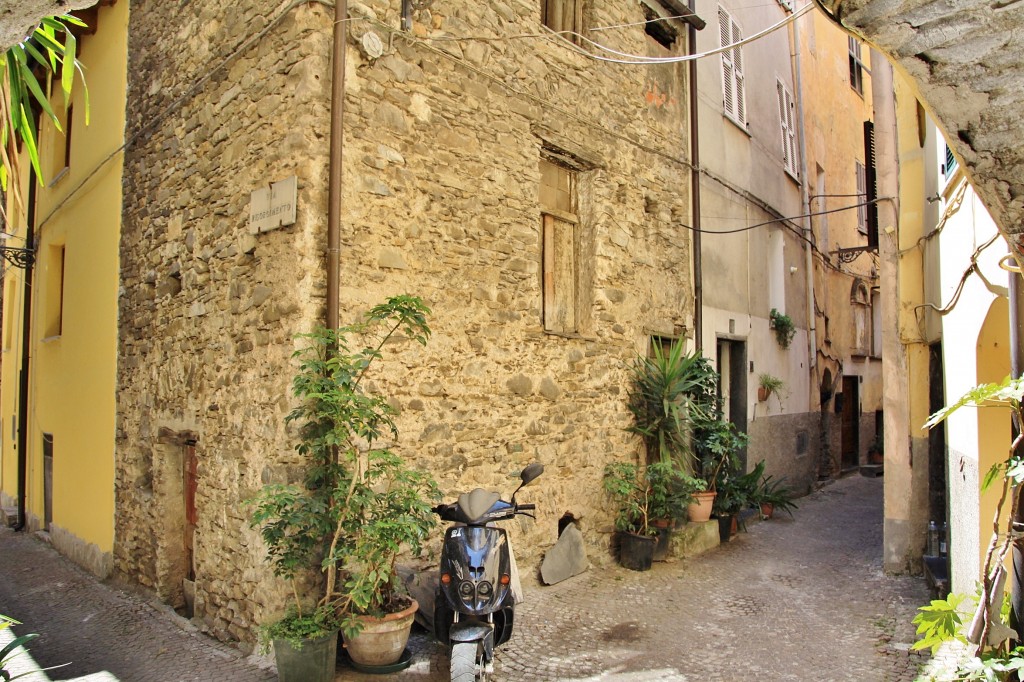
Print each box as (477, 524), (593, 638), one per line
(249, 175), (297, 234)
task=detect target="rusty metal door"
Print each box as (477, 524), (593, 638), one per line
(183, 442), (197, 581)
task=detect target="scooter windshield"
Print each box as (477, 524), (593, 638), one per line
(441, 525), (512, 615)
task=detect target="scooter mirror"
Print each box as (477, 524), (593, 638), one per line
(520, 462), (544, 486)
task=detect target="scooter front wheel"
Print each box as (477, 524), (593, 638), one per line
(450, 640), (487, 682)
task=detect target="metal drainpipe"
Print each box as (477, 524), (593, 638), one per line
(326, 0), (348, 331)
(689, 1), (702, 352)
(15, 174), (37, 532)
(791, 8), (817, 381)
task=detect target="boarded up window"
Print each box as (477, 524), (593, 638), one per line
(542, 0), (582, 40)
(540, 158), (578, 334)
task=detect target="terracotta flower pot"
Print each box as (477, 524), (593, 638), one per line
(687, 491), (716, 523)
(343, 598), (418, 667)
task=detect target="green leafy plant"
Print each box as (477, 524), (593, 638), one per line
(250, 295), (441, 645)
(911, 593), (968, 655)
(0, 614), (38, 682)
(603, 462), (655, 536)
(603, 461), (700, 535)
(647, 461), (704, 522)
(1, 14), (89, 207)
(912, 376), (1024, 674)
(757, 373), (787, 408)
(953, 649), (1024, 681)
(712, 459), (761, 522)
(694, 417), (749, 493)
(749, 465), (798, 518)
(769, 308), (796, 349)
(627, 340), (716, 469)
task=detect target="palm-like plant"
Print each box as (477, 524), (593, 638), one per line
(627, 340), (717, 470)
(0, 14), (88, 210)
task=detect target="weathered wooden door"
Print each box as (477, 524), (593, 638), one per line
(841, 376), (860, 469)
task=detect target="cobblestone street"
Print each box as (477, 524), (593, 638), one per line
(0, 474), (931, 681)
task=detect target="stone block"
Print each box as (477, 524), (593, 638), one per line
(668, 520), (720, 560)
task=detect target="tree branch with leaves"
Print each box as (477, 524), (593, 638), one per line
(0, 13), (88, 214)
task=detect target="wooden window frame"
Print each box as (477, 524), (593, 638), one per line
(848, 36), (865, 96)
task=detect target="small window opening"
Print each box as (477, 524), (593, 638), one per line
(642, 3), (677, 48)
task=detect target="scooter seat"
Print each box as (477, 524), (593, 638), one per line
(458, 488), (501, 521)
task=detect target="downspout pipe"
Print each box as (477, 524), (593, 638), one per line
(689, 0), (702, 351)
(15, 175), (37, 532)
(326, 0), (348, 331)
(791, 7), (816, 380)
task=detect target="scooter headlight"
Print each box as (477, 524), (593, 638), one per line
(458, 581), (475, 599)
(477, 581), (493, 598)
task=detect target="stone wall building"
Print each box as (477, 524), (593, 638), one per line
(114, 0), (697, 644)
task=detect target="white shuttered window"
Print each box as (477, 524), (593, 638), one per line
(776, 79), (798, 178)
(719, 6), (746, 126)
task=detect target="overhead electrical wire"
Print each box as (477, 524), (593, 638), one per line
(544, 2), (815, 65)
(682, 197), (890, 235)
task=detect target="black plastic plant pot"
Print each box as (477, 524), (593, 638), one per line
(652, 525), (673, 561)
(618, 531), (656, 571)
(274, 631), (338, 682)
(717, 514), (736, 543)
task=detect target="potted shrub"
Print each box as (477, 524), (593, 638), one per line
(867, 435), (884, 465)
(626, 340), (715, 468)
(769, 308), (797, 349)
(646, 461), (704, 560)
(751, 467), (798, 520)
(627, 341), (719, 525)
(712, 461), (760, 542)
(250, 296), (441, 677)
(691, 417), (749, 523)
(602, 462), (659, 571)
(757, 373), (785, 404)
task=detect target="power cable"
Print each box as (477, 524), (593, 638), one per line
(681, 197), (890, 235)
(544, 2), (814, 65)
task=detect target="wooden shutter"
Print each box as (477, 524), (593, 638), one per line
(855, 161), (867, 235)
(719, 8), (735, 120)
(777, 81), (791, 172)
(863, 120), (878, 249)
(731, 18), (745, 123)
(777, 80), (798, 177)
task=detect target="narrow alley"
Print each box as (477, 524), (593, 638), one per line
(0, 474), (928, 681)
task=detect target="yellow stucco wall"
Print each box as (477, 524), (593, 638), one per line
(0, 0), (127, 567)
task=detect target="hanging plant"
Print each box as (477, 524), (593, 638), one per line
(769, 308), (796, 349)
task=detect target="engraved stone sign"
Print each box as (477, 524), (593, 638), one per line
(249, 175), (297, 234)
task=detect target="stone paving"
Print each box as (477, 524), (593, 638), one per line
(0, 474), (931, 681)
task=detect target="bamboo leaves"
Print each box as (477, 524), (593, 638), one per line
(0, 13), (88, 208)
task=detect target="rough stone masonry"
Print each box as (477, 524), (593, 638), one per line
(116, 0), (695, 646)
